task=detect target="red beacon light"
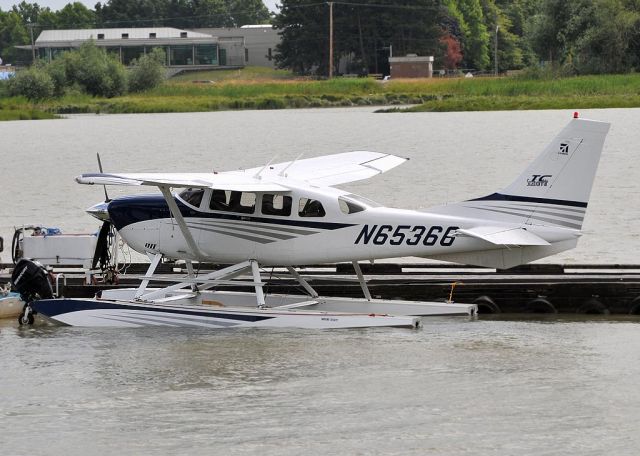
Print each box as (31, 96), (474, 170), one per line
(573, 111), (579, 118)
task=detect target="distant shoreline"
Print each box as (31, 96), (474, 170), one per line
(4, 69), (640, 121)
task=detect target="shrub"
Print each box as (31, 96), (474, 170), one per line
(8, 66), (55, 100)
(63, 41), (127, 97)
(128, 48), (166, 93)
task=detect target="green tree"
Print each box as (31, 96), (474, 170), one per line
(7, 64), (54, 100)
(128, 47), (166, 92)
(62, 40), (127, 97)
(456, 0), (490, 70)
(57, 2), (97, 29)
(275, 1), (442, 76)
(0, 10), (30, 64)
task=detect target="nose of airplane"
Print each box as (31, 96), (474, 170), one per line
(86, 201), (110, 222)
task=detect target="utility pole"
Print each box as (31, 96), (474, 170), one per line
(328, 1), (334, 78)
(494, 24), (499, 76)
(28, 22), (36, 63)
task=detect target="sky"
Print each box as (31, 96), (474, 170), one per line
(0, 0), (280, 13)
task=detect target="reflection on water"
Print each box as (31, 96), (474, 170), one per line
(2, 318), (640, 455)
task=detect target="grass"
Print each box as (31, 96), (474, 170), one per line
(0, 96), (58, 120)
(4, 68), (640, 119)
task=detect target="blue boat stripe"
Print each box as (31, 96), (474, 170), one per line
(470, 193), (588, 208)
(98, 312), (238, 327)
(32, 299), (275, 322)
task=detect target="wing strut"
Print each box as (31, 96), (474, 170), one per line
(158, 185), (204, 261)
(352, 261), (372, 301)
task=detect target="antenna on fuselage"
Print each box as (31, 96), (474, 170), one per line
(253, 155), (279, 180)
(278, 153), (304, 177)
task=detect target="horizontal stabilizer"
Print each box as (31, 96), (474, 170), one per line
(76, 173), (290, 192)
(456, 226), (550, 246)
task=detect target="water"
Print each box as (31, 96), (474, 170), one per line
(2, 108), (640, 454)
(2, 317), (640, 455)
(1, 107), (639, 263)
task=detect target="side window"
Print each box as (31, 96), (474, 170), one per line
(339, 197), (365, 214)
(262, 194), (292, 216)
(229, 191), (255, 214)
(209, 190), (255, 214)
(299, 197), (326, 217)
(179, 188), (204, 208)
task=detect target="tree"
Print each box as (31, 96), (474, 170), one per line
(7, 64), (54, 100)
(128, 47), (166, 92)
(440, 32), (462, 70)
(61, 40), (127, 97)
(275, 1), (442, 76)
(0, 11), (30, 64)
(56, 2), (97, 29)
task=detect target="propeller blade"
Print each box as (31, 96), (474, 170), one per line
(97, 153), (110, 202)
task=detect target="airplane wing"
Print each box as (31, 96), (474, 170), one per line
(456, 226), (550, 246)
(75, 173), (290, 192)
(243, 151), (408, 186)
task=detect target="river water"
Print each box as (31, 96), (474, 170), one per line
(1, 108), (640, 455)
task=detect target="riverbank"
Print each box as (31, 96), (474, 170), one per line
(3, 70), (640, 119)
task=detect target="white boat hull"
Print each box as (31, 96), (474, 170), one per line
(0, 292), (24, 319)
(30, 298), (421, 329)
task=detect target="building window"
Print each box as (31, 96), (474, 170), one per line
(149, 33), (156, 38)
(267, 48), (272, 61)
(245, 48), (249, 62)
(97, 33), (105, 40)
(170, 45), (193, 65)
(146, 46), (168, 65)
(121, 33), (129, 39)
(180, 32), (188, 38)
(122, 46), (145, 65)
(195, 44), (218, 65)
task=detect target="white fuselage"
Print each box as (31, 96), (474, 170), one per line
(109, 182), (578, 266)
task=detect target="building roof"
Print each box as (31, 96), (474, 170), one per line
(36, 27), (213, 43)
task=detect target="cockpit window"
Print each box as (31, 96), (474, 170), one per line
(339, 197), (365, 214)
(262, 194), (292, 216)
(299, 197), (326, 217)
(209, 190), (255, 214)
(179, 188), (204, 208)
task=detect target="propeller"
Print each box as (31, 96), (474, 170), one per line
(96, 152), (111, 203)
(88, 153), (115, 276)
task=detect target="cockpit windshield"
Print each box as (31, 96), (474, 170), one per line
(178, 188), (204, 208)
(344, 194), (381, 208)
(338, 194), (380, 214)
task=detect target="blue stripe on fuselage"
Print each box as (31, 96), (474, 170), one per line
(469, 192), (588, 208)
(107, 194), (355, 231)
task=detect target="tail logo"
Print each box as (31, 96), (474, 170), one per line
(527, 174), (552, 187)
(559, 143), (569, 155)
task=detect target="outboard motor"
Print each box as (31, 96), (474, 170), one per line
(11, 259), (54, 325)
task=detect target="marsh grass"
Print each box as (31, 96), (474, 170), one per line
(3, 71), (640, 119)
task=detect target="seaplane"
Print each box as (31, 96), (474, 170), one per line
(20, 114), (610, 329)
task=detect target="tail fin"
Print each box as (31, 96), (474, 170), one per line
(425, 116), (610, 269)
(446, 116), (610, 230)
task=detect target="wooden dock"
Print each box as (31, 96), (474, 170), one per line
(3, 262), (640, 315)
